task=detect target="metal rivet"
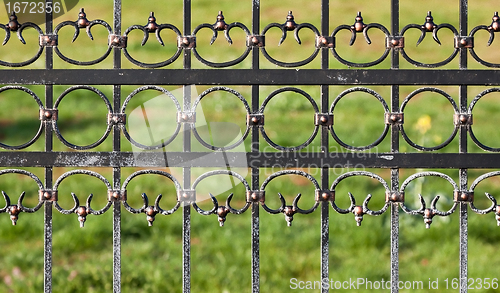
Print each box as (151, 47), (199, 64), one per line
(461, 193), (468, 201)
(284, 206), (294, 216)
(391, 39), (399, 46)
(77, 206), (87, 217)
(320, 116), (328, 123)
(390, 114), (398, 122)
(145, 206), (155, 216)
(251, 117), (259, 123)
(321, 192), (329, 201)
(44, 192), (51, 199)
(460, 115), (468, 123)
(10, 205), (19, 214)
(460, 38), (468, 45)
(354, 206), (363, 215)
(44, 111), (52, 119)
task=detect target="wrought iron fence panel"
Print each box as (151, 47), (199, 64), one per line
(0, 0), (500, 292)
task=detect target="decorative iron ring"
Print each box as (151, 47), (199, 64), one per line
(399, 11), (459, 68)
(53, 169), (112, 216)
(468, 12), (500, 68)
(0, 13), (44, 67)
(53, 86), (113, 150)
(0, 169), (44, 213)
(259, 87), (319, 151)
(191, 87), (251, 151)
(0, 86), (44, 150)
(468, 171), (499, 215)
(399, 171), (458, 227)
(260, 11), (320, 67)
(53, 9), (112, 66)
(330, 171), (390, 218)
(260, 170), (320, 215)
(330, 12), (391, 68)
(400, 87), (459, 151)
(123, 12), (183, 68)
(191, 170), (250, 216)
(468, 88), (500, 151)
(121, 86), (182, 150)
(122, 170), (181, 216)
(192, 11), (251, 68)
(329, 87), (389, 151)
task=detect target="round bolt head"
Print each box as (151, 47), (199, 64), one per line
(44, 192), (52, 199)
(459, 115), (468, 123)
(354, 23), (364, 32)
(460, 38), (468, 45)
(391, 39), (399, 46)
(251, 117), (259, 123)
(77, 206), (87, 217)
(390, 114), (398, 122)
(183, 38), (190, 45)
(391, 194), (399, 202)
(321, 192), (329, 201)
(251, 192), (259, 201)
(320, 116), (328, 123)
(44, 111), (52, 119)
(284, 206), (294, 216)
(217, 206), (228, 216)
(460, 193), (468, 201)
(251, 36), (259, 44)
(353, 206), (363, 215)
(145, 206), (155, 216)
(10, 205), (19, 214)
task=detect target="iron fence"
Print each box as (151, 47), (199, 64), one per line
(1, 0), (500, 292)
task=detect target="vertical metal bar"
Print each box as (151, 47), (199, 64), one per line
(183, 1), (192, 292)
(390, 1), (400, 292)
(112, 0), (122, 292)
(458, 1), (468, 292)
(44, 1), (53, 292)
(251, 1), (260, 292)
(320, 0), (329, 292)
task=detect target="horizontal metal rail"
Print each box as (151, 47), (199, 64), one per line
(2, 151), (500, 168)
(1, 69), (500, 85)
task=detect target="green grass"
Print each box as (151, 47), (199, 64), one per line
(1, 0), (500, 292)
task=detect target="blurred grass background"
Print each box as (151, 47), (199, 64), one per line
(1, 0), (500, 292)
